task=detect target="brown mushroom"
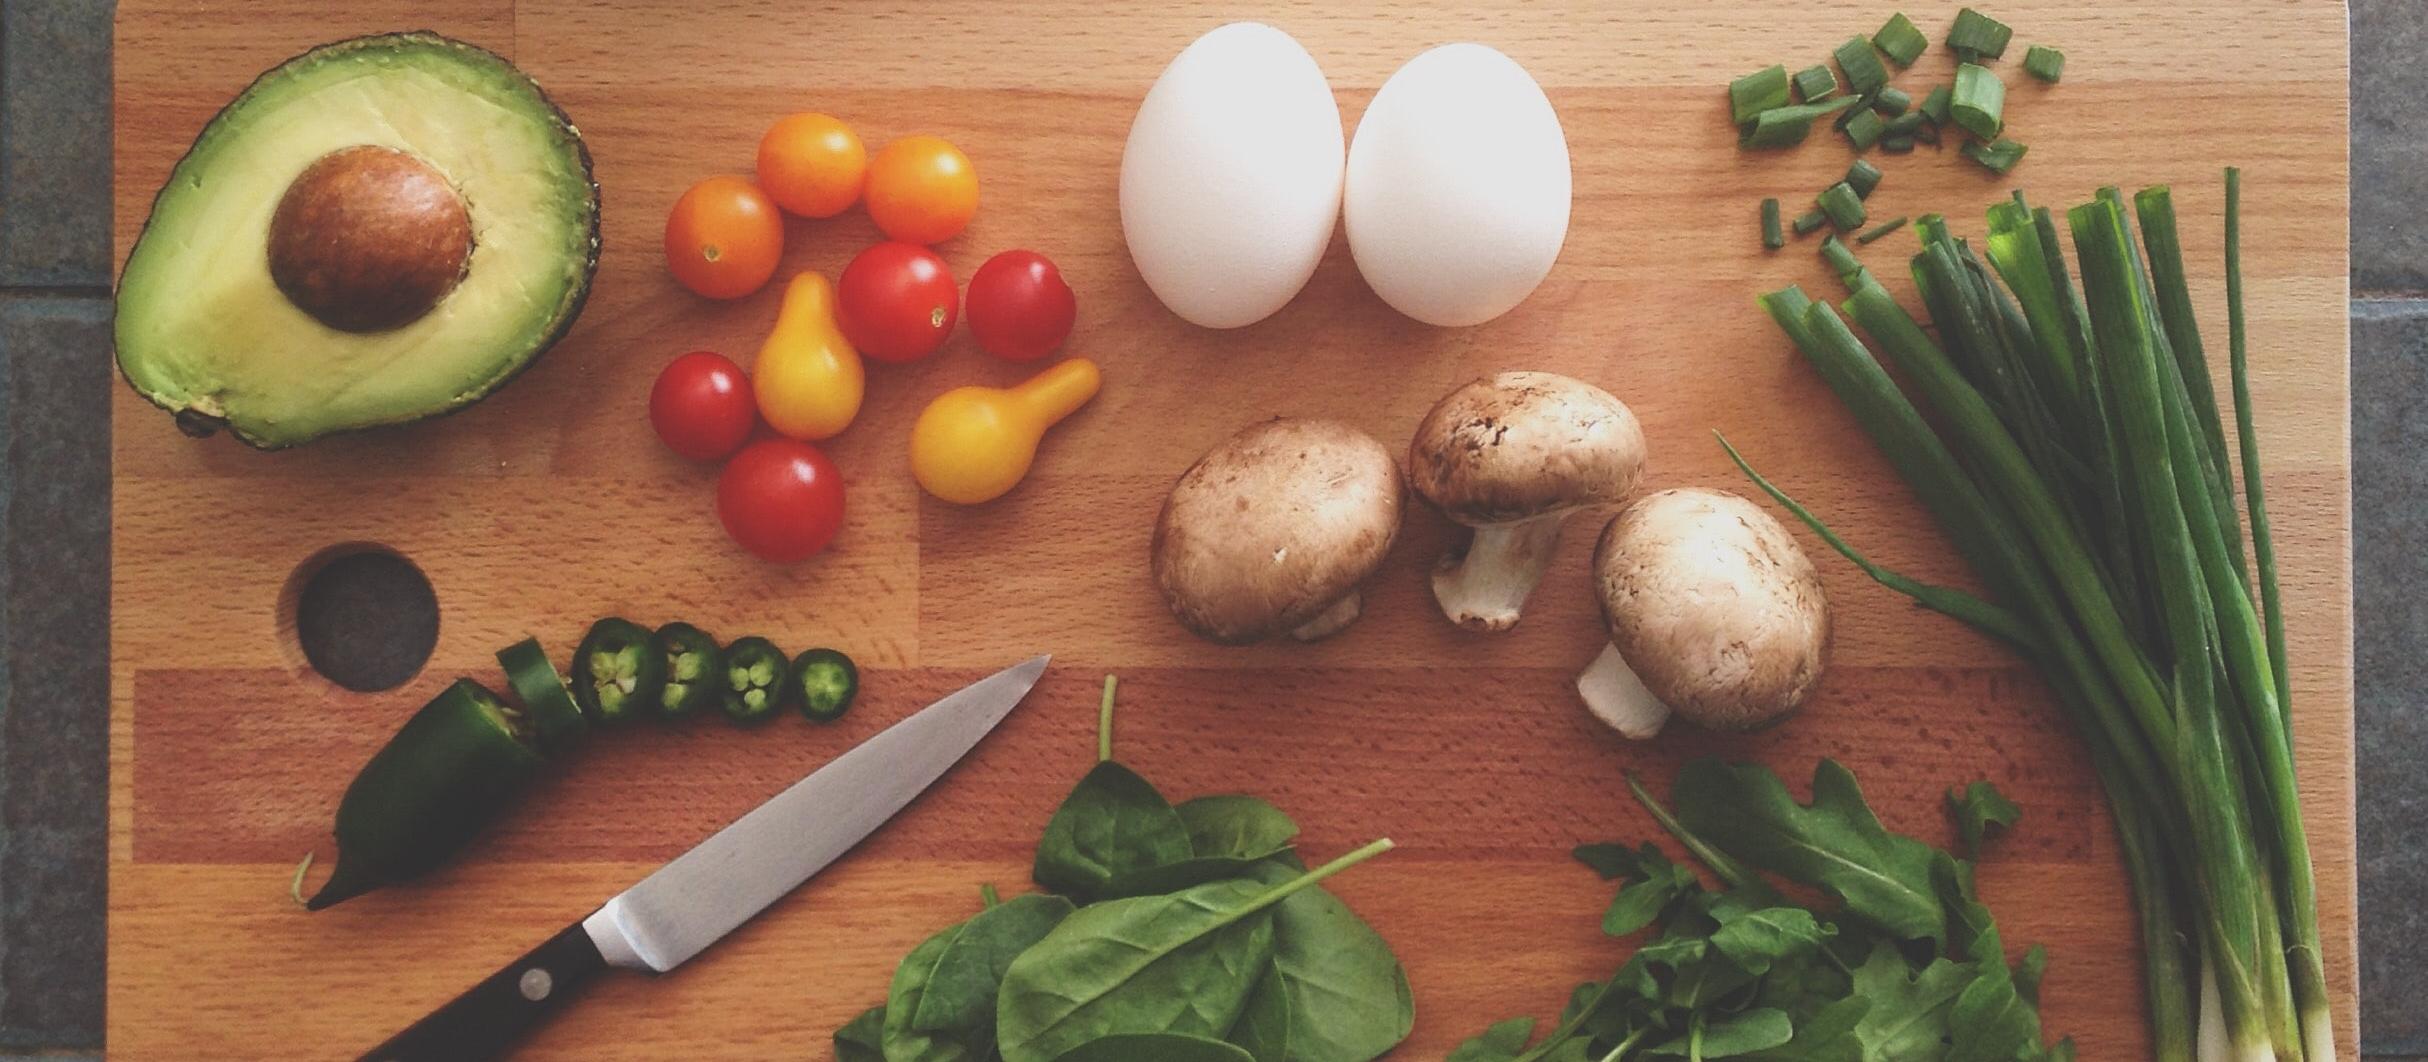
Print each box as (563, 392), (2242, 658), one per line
(1576, 487), (1830, 738)
(1152, 418), (1404, 643)
(1407, 371), (1646, 631)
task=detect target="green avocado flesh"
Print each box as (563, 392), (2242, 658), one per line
(115, 32), (599, 449)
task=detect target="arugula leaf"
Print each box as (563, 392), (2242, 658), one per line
(1572, 842), (1700, 937)
(2014, 943), (2050, 1005)
(1947, 960), (2041, 1062)
(833, 1004), (886, 1062)
(1446, 1017), (1537, 1062)
(1740, 996), (1868, 1062)
(1849, 942), (1974, 1057)
(1672, 759), (1947, 945)
(1051, 1033), (1255, 1062)
(1708, 906), (1834, 973)
(1032, 760), (1196, 902)
(1947, 780), (2021, 858)
(1643, 1007), (1794, 1057)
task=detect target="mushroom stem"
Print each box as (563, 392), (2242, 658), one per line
(1288, 591), (1363, 642)
(1432, 515), (1567, 631)
(1576, 642), (1672, 740)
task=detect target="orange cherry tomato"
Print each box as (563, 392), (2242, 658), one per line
(664, 176), (784, 299)
(757, 113), (866, 219)
(864, 135), (978, 245)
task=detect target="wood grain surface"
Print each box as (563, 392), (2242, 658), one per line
(109, 2), (2356, 1057)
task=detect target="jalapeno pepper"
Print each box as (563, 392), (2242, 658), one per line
(651, 622), (723, 719)
(571, 617), (665, 724)
(720, 636), (791, 724)
(306, 679), (543, 910)
(790, 647), (859, 723)
(497, 636), (587, 753)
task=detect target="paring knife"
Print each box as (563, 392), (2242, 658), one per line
(358, 654), (1052, 1062)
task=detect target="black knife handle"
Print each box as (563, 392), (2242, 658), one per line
(357, 921), (610, 1062)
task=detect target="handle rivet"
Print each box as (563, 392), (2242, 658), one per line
(519, 967), (554, 1001)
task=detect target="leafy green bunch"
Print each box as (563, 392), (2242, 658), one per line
(835, 677), (1413, 1062)
(1451, 760), (2069, 1062)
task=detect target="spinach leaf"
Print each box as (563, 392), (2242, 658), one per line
(998, 845), (1388, 1062)
(884, 923), (987, 1062)
(1178, 795), (1299, 859)
(1097, 854), (1273, 900)
(833, 1004), (886, 1062)
(1225, 862), (1413, 1062)
(1946, 780), (2021, 858)
(1032, 760), (1195, 902)
(1050, 1033), (1255, 1062)
(1445, 1017), (1537, 1062)
(908, 893), (1077, 1035)
(1672, 759), (1946, 945)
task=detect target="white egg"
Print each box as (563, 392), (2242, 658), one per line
(1345, 43), (1571, 327)
(1120, 23), (1344, 330)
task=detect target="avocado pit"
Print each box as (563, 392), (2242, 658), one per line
(268, 145), (473, 333)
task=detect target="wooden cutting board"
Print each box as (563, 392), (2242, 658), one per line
(108, 1), (2356, 1057)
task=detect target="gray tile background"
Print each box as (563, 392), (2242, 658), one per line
(0, 0), (2416, 1055)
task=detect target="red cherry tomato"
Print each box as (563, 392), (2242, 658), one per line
(649, 351), (757, 461)
(836, 241), (958, 363)
(717, 439), (846, 563)
(965, 250), (1077, 361)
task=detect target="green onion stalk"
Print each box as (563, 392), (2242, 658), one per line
(1731, 171), (2329, 1062)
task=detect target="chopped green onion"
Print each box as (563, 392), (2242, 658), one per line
(1792, 209), (1830, 236)
(1873, 12), (1929, 66)
(1858, 216), (1911, 244)
(1817, 181), (1867, 230)
(1844, 108), (1888, 151)
(1920, 84), (1954, 124)
(2025, 44), (2066, 82)
(1846, 159), (1884, 198)
(1834, 36), (1889, 96)
(1913, 121), (1941, 145)
(1793, 64), (1839, 102)
(1885, 110), (1929, 138)
(1730, 64), (1793, 124)
(1952, 63), (2007, 140)
(1835, 93), (1876, 129)
(1738, 96), (1861, 149)
(1874, 85), (1913, 115)
(1820, 234), (1864, 280)
(1948, 7), (2014, 61)
(1881, 134), (1918, 153)
(1761, 198), (1785, 249)
(1961, 137), (2029, 174)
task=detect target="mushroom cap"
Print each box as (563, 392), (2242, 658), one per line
(1591, 487), (1829, 730)
(1153, 418), (1404, 643)
(1406, 371), (1647, 525)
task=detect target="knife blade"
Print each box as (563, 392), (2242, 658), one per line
(357, 653), (1050, 1062)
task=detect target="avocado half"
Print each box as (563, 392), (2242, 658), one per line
(115, 32), (600, 449)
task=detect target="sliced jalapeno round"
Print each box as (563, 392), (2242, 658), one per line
(651, 622), (723, 720)
(497, 636), (586, 753)
(571, 617), (666, 724)
(719, 636), (791, 725)
(790, 648), (859, 724)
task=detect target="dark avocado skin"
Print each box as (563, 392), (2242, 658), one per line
(114, 30), (602, 450)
